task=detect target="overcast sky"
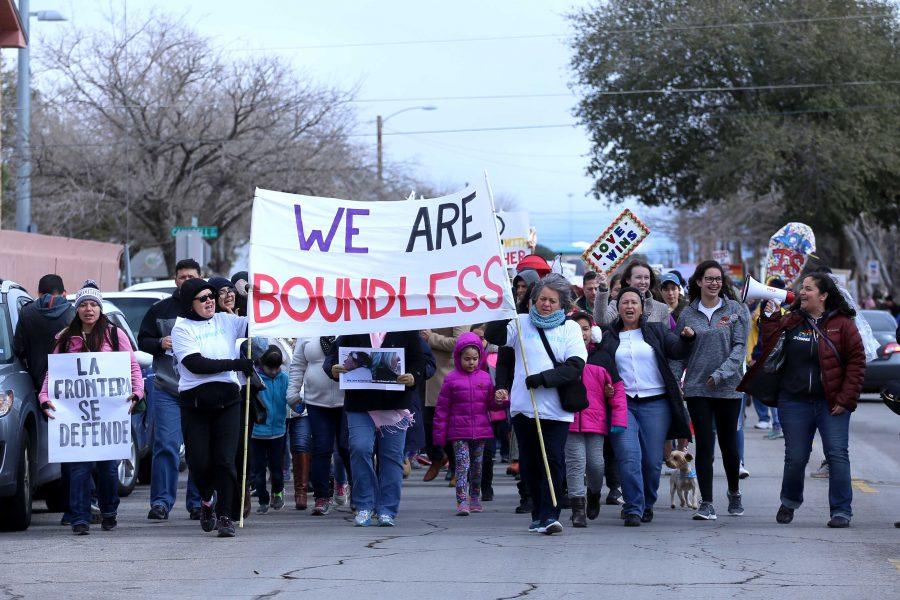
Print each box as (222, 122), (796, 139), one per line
(22, 0), (677, 259)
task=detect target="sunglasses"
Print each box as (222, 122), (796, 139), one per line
(193, 293), (216, 303)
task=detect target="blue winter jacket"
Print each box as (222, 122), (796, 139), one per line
(252, 370), (289, 439)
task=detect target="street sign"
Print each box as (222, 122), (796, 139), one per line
(171, 226), (218, 239)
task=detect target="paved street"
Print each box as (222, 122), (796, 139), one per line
(1, 402), (897, 600)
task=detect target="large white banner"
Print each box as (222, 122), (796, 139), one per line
(46, 352), (133, 463)
(249, 181), (517, 337)
(494, 211), (530, 269)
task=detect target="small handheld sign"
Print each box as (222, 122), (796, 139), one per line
(581, 209), (651, 275)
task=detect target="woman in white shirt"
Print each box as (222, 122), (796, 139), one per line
(171, 279), (253, 538)
(486, 273), (587, 536)
(598, 287), (696, 527)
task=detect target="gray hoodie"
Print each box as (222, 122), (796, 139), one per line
(672, 298), (750, 399)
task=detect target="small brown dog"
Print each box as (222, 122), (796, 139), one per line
(666, 450), (699, 510)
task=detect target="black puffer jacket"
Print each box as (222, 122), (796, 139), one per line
(599, 316), (694, 440)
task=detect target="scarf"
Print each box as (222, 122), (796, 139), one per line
(529, 306), (565, 329)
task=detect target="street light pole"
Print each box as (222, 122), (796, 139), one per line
(14, 3), (66, 232)
(375, 105), (436, 183)
(15, 0), (31, 232)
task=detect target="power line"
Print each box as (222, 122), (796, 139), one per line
(226, 13), (892, 52)
(354, 81), (900, 103)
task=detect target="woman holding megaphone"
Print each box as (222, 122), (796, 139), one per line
(739, 272), (866, 528)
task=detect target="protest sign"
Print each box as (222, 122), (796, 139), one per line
(765, 222), (816, 286)
(581, 209), (650, 275)
(249, 181), (517, 337)
(495, 211), (530, 268)
(46, 352), (132, 463)
(338, 347), (405, 391)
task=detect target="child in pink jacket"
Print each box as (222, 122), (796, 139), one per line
(433, 332), (503, 516)
(566, 312), (627, 527)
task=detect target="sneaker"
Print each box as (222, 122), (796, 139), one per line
(334, 484), (349, 506)
(72, 523), (90, 535)
(414, 454), (432, 467)
(100, 515), (117, 531)
(528, 519), (541, 532)
(378, 514), (395, 527)
(606, 488), (624, 505)
(776, 505), (794, 524)
(693, 502), (717, 521)
(470, 499), (484, 513)
(539, 519), (563, 535)
(640, 508), (654, 523)
(216, 516), (235, 538)
(257, 503), (270, 515)
(827, 515), (850, 528)
(623, 513), (641, 527)
(200, 492), (217, 533)
(188, 507), (201, 521)
(766, 428), (784, 440)
(312, 498), (333, 516)
(811, 460), (830, 479)
(739, 464), (750, 479)
(754, 420), (772, 430)
(456, 503), (470, 516)
(727, 490), (744, 516)
(272, 492), (285, 511)
(354, 509), (374, 527)
(147, 505), (169, 520)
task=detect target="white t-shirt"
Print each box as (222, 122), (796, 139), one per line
(615, 329), (666, 398)
(698, 298), (723, 322)
(505, 315), (587, 422)
(172, 313), (248, 392)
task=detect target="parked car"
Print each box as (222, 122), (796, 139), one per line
(123, 280), (176, 295)
(860, 310), (900, 392)
(99, 291), (170, 338)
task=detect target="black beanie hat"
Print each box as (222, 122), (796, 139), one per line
(179, 278), (216, 320)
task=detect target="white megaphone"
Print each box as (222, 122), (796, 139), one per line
(741, 276), (795, 306)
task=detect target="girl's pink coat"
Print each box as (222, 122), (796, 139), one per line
(571, 363), (626, 434)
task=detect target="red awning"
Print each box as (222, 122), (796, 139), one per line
(0, 0), (25, 48)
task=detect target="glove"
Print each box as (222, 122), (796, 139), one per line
(230, 357), (255, 376)
(525, 373), (544, 389)
(609, 426), (626, 434)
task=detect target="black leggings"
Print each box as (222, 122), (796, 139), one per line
(181, 401), (241, 519)
(686, 397), (742, 502)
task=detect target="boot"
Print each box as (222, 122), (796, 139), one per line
(423, 456), (448, 482)
(586, 488), (601, 520)
(292, 452), (310, 510)
(571, 496), (587, 528)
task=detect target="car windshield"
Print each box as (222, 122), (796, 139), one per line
(861, 310), (897, 333)
(0, 301), (11, 364)
(108, 297), (160, 335)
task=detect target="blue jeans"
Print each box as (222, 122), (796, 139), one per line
(752, 395), (781, 429)
(308, 405), (351, 500)
(346, 411), (406, 518)
(69, 460), (118, 527)
(287, 416), (312, 453)
(150, 386), (200, 512)
(778, 393), (852, 519)
(610, 397), (671, 517)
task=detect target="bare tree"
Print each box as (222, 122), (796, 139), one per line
(27, 12), (420, 272)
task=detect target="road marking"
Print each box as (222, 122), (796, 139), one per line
(851, 478), (877, 493)
(889, 559), (900, 572)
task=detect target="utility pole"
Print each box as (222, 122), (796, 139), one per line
(376, 114), (383, 183)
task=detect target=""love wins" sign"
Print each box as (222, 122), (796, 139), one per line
(581, 209), (651, 275)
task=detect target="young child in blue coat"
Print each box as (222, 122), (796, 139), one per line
(252, 346), (290, 513)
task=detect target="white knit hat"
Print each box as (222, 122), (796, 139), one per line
(73, 280), (103, 310)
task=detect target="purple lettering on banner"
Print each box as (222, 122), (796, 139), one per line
(345, 208), (369, 254)
(294, 205), (345, 252)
